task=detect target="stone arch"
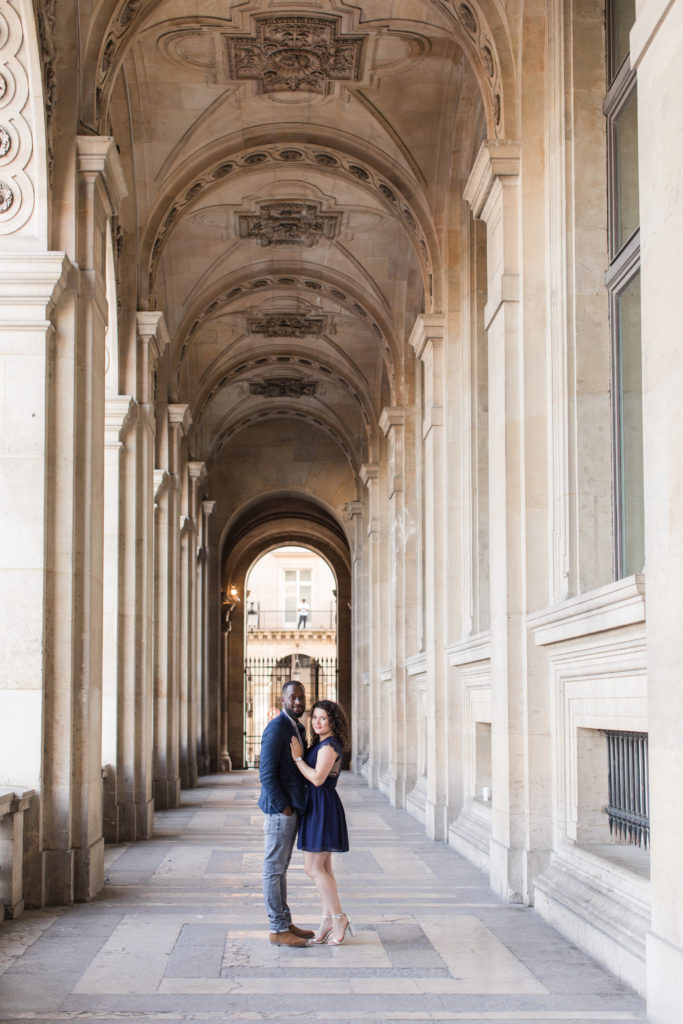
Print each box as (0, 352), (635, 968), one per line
(220, 495), (352, 770)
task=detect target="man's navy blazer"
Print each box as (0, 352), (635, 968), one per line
(258, 711), (308, 815)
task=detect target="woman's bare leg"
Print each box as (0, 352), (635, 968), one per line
(303, 851), (342, 936)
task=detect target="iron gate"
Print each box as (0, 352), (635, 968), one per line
(244, 654), (338, 767)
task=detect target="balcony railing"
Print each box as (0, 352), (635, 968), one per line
(245, 608), (336, 631)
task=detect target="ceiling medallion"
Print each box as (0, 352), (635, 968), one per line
(247, 312), (327, 338)
(239, 201), (340, 247)
(225, 16), (365, 95)
(248, 376), (318, 398)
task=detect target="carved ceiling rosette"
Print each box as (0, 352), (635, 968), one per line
(225, 16), (366, 95)
(248, 376), (318, 398)
(247, 312), (328, 338)
(238, 201), (341, 247)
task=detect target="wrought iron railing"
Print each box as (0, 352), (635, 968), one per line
(245, 607), (337, 631)
(244, 655), (338, 767)
(604, 729), (650, 848)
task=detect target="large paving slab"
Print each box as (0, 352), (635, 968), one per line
(0, 773), (647, 1024)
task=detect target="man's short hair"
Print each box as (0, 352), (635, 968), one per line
(281, 679), (303, 695)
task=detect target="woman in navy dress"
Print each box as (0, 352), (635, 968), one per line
(290, 699), (353, 945)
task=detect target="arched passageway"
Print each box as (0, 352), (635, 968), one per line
(0, 1), (682, 1019)
(218, 496), (352, 771)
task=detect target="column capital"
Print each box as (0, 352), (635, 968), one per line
(136, 311), (170, 363)
(359, 463), (379, 487)
(344, 500), (364, 519)
(464, 139), (520, 220)
(168, 403), (192, 434)
(76, 136), (128, 215)
(154, 468), (170, 501)
(179, 515), (196, 537)
(202, 500), (217, 517)
(188, 460), (207, 483)
(105, 395), (135, 446)
(408, 314), (444, 361)
(379, 407), (405, 437)
(0, 252), (76, 321)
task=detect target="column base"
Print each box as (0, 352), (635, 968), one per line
(646, 930), (683, 1024)
(153, 777), (181, 809)
(136, 798), (155, 840)
(424, 799), (448, 841)
(489, 836), (524, 903)
(43, 848), (75, 906)
(74, 836), (104, 901)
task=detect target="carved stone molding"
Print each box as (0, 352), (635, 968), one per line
(238, 201), (341, 247)
(225, 16), (366, 95)
(247, 312), (327, 338)
(248, 376), (318, 398)
(0, 2), (37, 234)
(450, 1), (504, 135)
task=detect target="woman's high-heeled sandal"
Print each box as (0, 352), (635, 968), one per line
(314, 915), (333, 943)
(327, 912), (355, 945)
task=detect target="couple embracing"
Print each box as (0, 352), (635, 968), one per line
(258, 680), (353, 947)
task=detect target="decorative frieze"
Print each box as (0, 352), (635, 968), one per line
(248, 376), (318, 398)
(225, 16), (366, 95)
(238, 201), (341, 247)
(247, 312), (327, 338)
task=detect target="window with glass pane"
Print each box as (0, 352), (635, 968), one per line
(615, 272), (644, 575)
(606, 0), (643, 579)
(609, 0), (636, 80)
(613, 86), (639, 253)
(283, 568), (312, 625)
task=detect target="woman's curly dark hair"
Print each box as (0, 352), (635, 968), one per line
(309, 699), (351, 752)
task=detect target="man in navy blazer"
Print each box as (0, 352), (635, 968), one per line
(258, 680), (313, 946)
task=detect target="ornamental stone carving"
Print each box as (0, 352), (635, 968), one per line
(225, 16), (366, 95)
(248, 376), (318, 398)
(0, 128), (10, 158)
(238, 201), (340, 247)
(247, 313), (327, 338)
(0, 182), (14, 212)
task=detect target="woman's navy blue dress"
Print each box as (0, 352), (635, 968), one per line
(297, 737), (349, 853)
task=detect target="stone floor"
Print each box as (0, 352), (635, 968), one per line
(0, 773), (648, 1024)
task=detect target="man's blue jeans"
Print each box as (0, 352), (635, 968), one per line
(263, 811), (299, 933)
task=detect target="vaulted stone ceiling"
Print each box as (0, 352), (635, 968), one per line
(95, 0), (488, 480)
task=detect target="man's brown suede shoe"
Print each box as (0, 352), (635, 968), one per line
(269, 930), (308, 947)
(289, 923), (315, 939)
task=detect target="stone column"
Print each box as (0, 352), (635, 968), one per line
(344, 500), (365, 772)
(198, 500), (216, 774)
(42, 136), (126, 903)
(632, 3), (683, 1021)
(181, 461), (206, 789)
(379, 407), (406, 806)
(102, 396), (134, 842)
(359, 464), (380, 786)
(152, 404), (190, 808)
(409, 314), (449, 840)
(0, 253), (74, 907)
(116, 312), (169, 841)
(464, 141), (550, 902)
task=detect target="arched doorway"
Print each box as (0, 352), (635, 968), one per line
(219, 495), (352, 771)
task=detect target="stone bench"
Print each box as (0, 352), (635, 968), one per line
(0, 787), (34, 919)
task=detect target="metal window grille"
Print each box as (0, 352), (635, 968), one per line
(244, 655), (338, 768)
(604, 730), (649, 848)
